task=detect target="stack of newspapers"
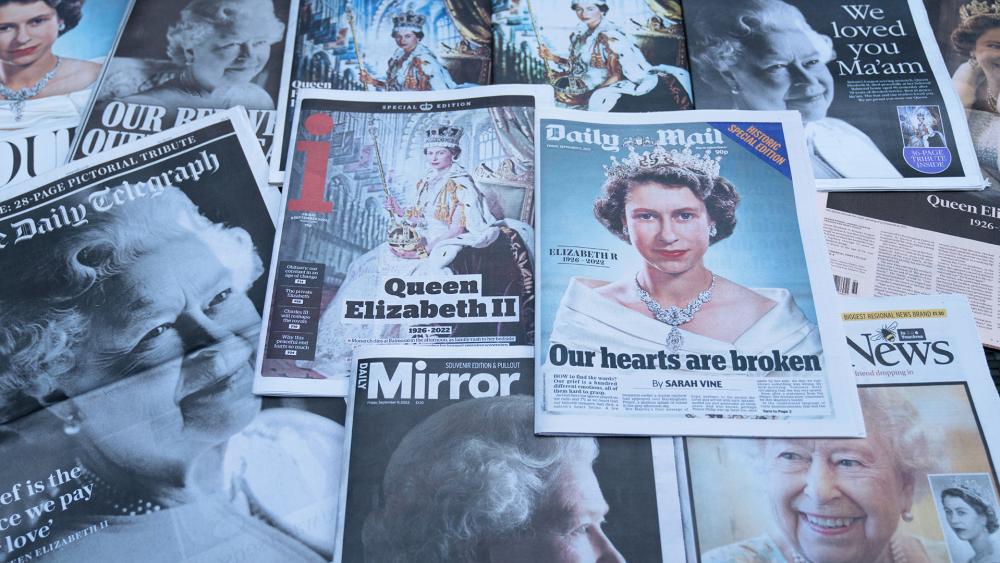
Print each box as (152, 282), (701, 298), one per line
(2, 1), (1000, 562)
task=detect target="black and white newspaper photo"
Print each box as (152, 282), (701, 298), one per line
(255, 86), (547, 397)
(684, 0), (983, 191)
(69, 0), (291, 161)
(535, 108), (865, 438)
(489, 0), (692, 112)
(337, 345), (684, 563)
(0, 0), (132, 187)
(269, 0), (492, 183)
(679, 294), (1000, 563)
(0, 110), (346, 562)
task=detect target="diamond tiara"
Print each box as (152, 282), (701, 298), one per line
(949, 476), (996, 507)
(602, 144), (723, 181)
(960, 0), (1000, 21)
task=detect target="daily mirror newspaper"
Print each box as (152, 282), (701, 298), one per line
(68, 0), (292, 163)
(255, 86), (547, 397)
(0, 112), (345, 562)
(535, 108), (864, 437)
(0, 0), (132, 188)
(679, 294), (1000, 563)
(269, 0), (492, 183)
(337, 346), (684, 563)
(489, 0), (693, 112)
(683, 0), (983, 191)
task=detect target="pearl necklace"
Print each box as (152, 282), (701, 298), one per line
(791, 537), (906, 563)
(0, 56), (61, 121)
(635, 272), (716, 352)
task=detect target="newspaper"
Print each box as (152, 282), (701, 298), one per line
(684, 0), (983, 191)
(489, 0), (693, 111)
(269, 0), (492, 183)
(337, 345), (684, 563)
(68, 0), (293, 163)
(0, 112), (344, 562)
(679, 294), (1000, 563)
(255, 85), (547, 397)
(0, 0), (133, 188)
(535, 108), (865, 437)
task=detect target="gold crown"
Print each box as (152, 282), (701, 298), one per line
(392, 9), (425, 31)
(960, 0), (1000, 21)
(603, 144), (723, 181)
(950, 476), (995, 506)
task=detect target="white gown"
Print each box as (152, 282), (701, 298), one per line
(0, 87), (93, 132)
(805, 118), (902, 179)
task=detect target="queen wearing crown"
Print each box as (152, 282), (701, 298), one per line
(940, 477), (1000, 563)
(547, 144), (820, 370)
(358, 9), (456, 91)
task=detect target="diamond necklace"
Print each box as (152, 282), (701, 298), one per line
(0, 56), (61, 121)
(635, 272), (716, 352)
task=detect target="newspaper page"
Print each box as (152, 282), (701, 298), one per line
(535, 108), (865, 437)
(255, 86), (546, 397)
(489, 0), (693, 112)
(269, 0), (492, 184)
(68, 0), (292, 163)
(679, 294), (1000, 563)
(0, 0), (133, 188)
(0, 112), (346, 562)
(337, 345), (684, 563)
(684, 0), (983, 191)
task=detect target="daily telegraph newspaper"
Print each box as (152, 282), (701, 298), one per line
(680, 295), (1000, 563)
(489, 0), (693, 112)
(684, 0), (983, 191)
(69, 0), (292, 162)
(269, 0), (492, 183)
(535, 108), (865, 437)
(337, 346), (684, 562)
(0, 111), (346, 562)
(255, 86), (546, 396)
(0, 0), (132, 188)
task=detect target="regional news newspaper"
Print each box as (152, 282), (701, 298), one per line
(254, 85), (549, 396)
(535, 108), (865, 437)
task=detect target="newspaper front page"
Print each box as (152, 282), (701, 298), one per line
(69, 0), (293, 163)
(684, 0), (983, 191)
(535, 108), (865, 437)
(255, 86), (547, 396)
(679, 294), (1000, 563)
(337, 345), (684, 563)
(269, 0), (492, 182)
(0, 112), (344, 562)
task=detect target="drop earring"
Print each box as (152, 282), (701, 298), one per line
(62, 406), (81, 436)
(970, 56), (981, 71)
(709, 224), (718, 238)
(901, 509), (913, 522)
(58, 22), (65, 31)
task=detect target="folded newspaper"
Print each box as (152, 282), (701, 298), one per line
(684, 0), (983, 191)
(337, 345), (684, 563)
(255, 85), (548, 397)
(535, 108), (865, 437)
(679, 294), (1000, 563)
(0, 111), (345, 562)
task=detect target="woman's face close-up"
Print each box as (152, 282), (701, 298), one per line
(623, 182), (712, 277)
(728, 27), (834, 123)
(425, 146), (455, 171)
(574, 3), (603, 27)
(943, 495), (989, 542)
(393, 30), (419, 52)
(764, 434), (912, 563)
(0, 1), (59, 66)
(186, 22), (272, 91)
(974, 27), (1000, 80)
(66, 235), (261, 479)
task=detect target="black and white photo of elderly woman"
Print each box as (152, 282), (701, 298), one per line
(121, 0), (284, 114)
(361, 395), (625, 563)
(702, 387), (947, 563)
(0, 187), (339, 562)
(686, 0), (901, 180)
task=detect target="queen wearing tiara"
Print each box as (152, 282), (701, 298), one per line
(358, 9), (456, 91)
(951, 0), (1000, 187)
(940, 476), (1000, 563)
(547, 143), (820, 368)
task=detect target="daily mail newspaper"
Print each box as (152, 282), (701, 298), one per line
(0, 0), (132, 188)
(255, 86), (547, 397)
(68, 0), (293, 163)
(0, 112), (344, 562)
(535, 108), (865, 437)
(683, 0), (983, 191)
(269, 0), (492, 183)
(337, 345), (684, 563)
(680, 295), (1000, 563)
